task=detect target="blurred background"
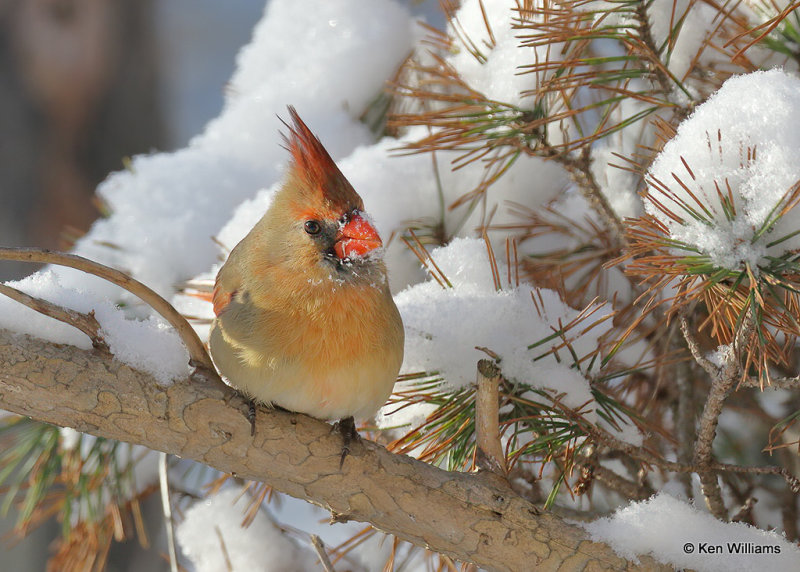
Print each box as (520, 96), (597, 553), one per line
(0, 0), (264, 282)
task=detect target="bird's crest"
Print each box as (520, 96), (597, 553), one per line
(281, 107), (363, 213)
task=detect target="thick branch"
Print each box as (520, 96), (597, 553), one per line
(0, 328), (668, 571)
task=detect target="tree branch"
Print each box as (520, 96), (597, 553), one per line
(681, 314), (740, 520)
(0, 282), (108, 351)
(475, 359), (507, 477)
(583, 412), (800, 493)
(548, 146), (628, 251)
(0, 247), (215, 374)
(0, 328), (669, 571)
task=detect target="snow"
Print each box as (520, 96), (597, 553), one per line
(381, 238), (611, 425)
(177, 487), (318, 572)
(446, 0), (539, 108)
(582, 493), (800, 571)
(0, 271), (188, 384)
(646, 70), (800, 271)
(582, 1), (797, 221)
(59, 427), (81, 451)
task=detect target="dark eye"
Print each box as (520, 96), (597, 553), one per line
(304, 220), (322, 235)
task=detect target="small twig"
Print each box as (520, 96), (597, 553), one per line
(310, 535), (336, 572)
(730, 497), (756, 524)
(632, 0), (679, 98)
(695, 419), (730, 518)
(549, 146), (628, 251)
(0, 247), (217, 375)
(680, 312), (741, 519)
(475, 359), (507, 477)
(583, 418), (800, 493)
(782, 480), (799, 542)
(679, 313), (719, 376)
(739, 376), (800, 390)
(709, 463), (800, 493)
(592, 465), (652, 501)
(675, 350), (697, 499)
(0, 282), (109, 351)
(582, 417), (688, 473)
(159, 452), (179, 572)
(475, 346), (501, 361)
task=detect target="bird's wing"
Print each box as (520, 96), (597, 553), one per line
(212, 249), (243, 317)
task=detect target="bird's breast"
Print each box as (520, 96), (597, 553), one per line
(213, 275), (404, 420)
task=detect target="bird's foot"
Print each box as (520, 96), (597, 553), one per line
(332, 416), (360, 469)
(247, 399), (256, 436)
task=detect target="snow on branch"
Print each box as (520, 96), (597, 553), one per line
(0, 247), (215, 374)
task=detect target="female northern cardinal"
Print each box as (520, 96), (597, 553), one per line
(209, 107), (404, 462)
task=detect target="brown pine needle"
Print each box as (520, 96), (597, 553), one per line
(483, 232), (502, 291)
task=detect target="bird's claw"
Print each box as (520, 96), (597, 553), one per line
(248, 400), (256, 436)
(332, 416), (360, 469)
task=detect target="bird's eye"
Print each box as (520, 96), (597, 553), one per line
(304, 220), (322, 235)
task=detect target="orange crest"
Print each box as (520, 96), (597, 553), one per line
(282, 107), (363, 214)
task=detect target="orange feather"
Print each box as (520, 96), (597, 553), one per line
(282, 106), (363, 215)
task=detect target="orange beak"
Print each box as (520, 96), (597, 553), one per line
(334, 213), (382, 259)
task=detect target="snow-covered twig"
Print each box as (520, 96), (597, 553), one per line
(0, 247), (217, 375)
(0, 281), (108, 351)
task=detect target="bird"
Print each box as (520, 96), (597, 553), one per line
(208, 107), (404, 464)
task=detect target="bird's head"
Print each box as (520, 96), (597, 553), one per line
(263, 107), (386, 284)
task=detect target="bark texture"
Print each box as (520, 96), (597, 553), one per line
(0, 328), (668, 571)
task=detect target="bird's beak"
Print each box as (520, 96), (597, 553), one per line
(334, 213), (382, 259)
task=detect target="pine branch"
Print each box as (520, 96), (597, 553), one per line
(579, 409), (800, 494)
(591, 464), (651, 502)
(549, 145), (627, 250)
(681, 310), (751, 520)
(0, 328), (669, 572)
